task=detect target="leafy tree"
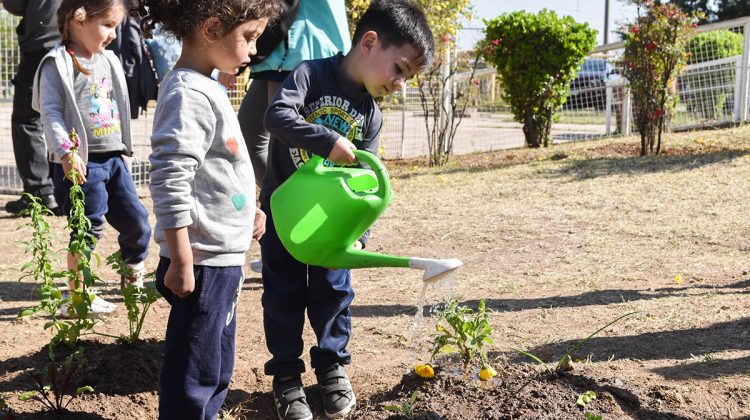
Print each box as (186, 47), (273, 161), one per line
(669, 0), (750, 22)
(345, 0), (472, 43)
(715, 0), (750, 21)
(668, 0), (712, 22)
(480, 10), (596, 148)
(620, 1), (697, 156)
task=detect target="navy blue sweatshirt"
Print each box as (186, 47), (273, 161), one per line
(261, 53), (383, 244)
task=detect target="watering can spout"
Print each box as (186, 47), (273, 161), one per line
(328, 250), (463, 283)
(409, 257), (463, 283)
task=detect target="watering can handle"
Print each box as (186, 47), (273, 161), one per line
(354, 150), (391, 200)
(301, 154), (326, 173)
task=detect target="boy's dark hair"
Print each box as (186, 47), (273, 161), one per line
(352, 0), (435, 69)
(134, 0), (282, 41)
(59, 0), (125, 75)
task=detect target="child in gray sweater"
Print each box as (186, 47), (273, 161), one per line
(136, 0), (280, 417)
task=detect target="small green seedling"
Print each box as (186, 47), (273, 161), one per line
(384, 390), (419, 418)
(431, 299), (494, 370)
(18, 347), (93, 413)
(577, 390), (596, 407)
(513, 311), (637, 375)
(577, 391), (601, 420)
(107, 251), (161, 343)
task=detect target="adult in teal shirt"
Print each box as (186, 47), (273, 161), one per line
(238, 0), (351, 186)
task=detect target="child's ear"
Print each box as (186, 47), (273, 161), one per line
(201, 17), (223, 42)
(71, 16), (85, 29)
(359, 31), (380, 55)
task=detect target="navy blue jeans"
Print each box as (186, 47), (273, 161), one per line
(155, 257), (244, 420)
(260, 209), (355, 376)
(53, 154), (150, 264)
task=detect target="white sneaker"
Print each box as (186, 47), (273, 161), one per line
(121, 261), (147, 288)
(250, 258), (263, 274)
(58, 290), (116, 318)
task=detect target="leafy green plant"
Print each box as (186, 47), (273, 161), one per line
(54, 129), (104, 346)
(15, 193), (98, 356)
(430, 299), (494, 370)
(513, 311), (637, 375)
(383, 390), (419, 418)
(619, 1), (698, 155)
(584, 413), (602, 420)
(107, 251), (160, 343)
(481, 9), (596, 148)
(16, 130), (99, 415)
(18, 195), (66, 322)
(18, 348), (93, 413)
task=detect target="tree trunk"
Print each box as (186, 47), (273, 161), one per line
(656, 117), (663, 155)
(522, 112), (541, 148)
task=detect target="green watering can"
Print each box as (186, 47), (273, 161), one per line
(270, 150), (462, 282)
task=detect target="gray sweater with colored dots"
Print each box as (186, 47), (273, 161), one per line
(149, 68), (256, 267)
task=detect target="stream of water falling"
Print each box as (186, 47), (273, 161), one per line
(408, 269), (458, 347)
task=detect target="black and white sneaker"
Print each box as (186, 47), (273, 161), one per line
(273, 375), (313, 420)
(316, 364), (356, 419)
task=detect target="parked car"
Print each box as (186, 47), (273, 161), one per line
(565, 58), (621, 110)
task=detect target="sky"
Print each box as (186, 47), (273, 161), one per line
(457, 0), (640, 50)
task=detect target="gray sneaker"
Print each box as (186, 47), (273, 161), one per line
(316, 364), (356, 419)
(273, 375), (312, 420)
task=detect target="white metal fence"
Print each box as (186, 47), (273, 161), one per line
(556, 16), (750, 138)
(0, 9), (749, 193)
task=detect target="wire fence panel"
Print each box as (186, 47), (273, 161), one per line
(0, 9), (21, 194)
(0, 9), (749, 193)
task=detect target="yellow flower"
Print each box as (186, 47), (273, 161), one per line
(414, 364), (435, 379)
(674, 274), (683, 284)
(479, 365), (497, 381)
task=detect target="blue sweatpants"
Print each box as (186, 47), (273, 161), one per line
(53, 154), (150, 264)
(155, 257), (243, 420)
(260, 209), (355, 376)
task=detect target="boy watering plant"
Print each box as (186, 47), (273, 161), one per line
(259, 1), (434, 418)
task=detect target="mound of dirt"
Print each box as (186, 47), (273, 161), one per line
(351, 361), (628, 419)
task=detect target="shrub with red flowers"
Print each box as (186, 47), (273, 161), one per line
(619, 0), (699, 156)
(480, 10), (596, 148)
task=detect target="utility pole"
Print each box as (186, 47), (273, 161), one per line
(604, 0), (610, 44)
